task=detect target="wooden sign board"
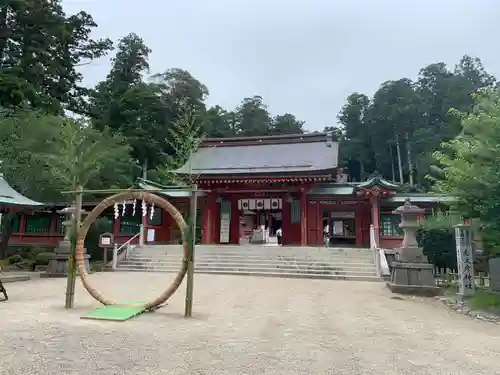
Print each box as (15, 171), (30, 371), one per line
(98, 233), (114, 248)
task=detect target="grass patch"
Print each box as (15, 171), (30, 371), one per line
(438, 282), (457, 296)
(468, 292), (500, 313)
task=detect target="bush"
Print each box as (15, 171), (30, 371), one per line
(418, 227), (456, 272)
(6, 245), (53, 260)
(15, 259), (35, 270)
(417, 212), (459, 273)
(35, 252), (53, 266)
(7, 254), (23, 264)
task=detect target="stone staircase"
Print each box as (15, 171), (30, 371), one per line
(114, 245), (381, 282)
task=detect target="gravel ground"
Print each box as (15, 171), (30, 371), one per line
(0, 273), (500, 375)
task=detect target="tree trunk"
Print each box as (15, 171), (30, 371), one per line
(142, 158), (148, 179)
(65, 186), (83, 309)
(395, 133), (404, 184)
(405, 132), (414, 186)
(0, 214), (13, 260)
(0, 7), (10, 60)
(389, 145), (396, 182)
(360, 161), (365, 182)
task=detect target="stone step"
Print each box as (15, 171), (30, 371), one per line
(119, 260), (375, 271)
(118, 265), (376, 274)
(128, 258), (375, 266)
(132, 247), (373, 256)
(132, 248), (373, 254)
(119, 245), (378, 282)
(130, 252), (373, 260)
(111, 267), (381, 282)
(137, 246), (372, 254)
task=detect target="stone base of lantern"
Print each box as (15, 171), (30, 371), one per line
(386, 261), (440, 297)
(42, 240), (90, 278)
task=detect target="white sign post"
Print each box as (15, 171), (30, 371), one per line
(219, 212), (230, 243)
(454, 224), (475, 297)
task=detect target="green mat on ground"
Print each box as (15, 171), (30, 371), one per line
(81, 301), (148, 322)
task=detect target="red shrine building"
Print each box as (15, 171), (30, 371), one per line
(8, 133), (448, 249)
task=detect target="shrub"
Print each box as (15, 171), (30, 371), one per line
(35, 252), (53, 266)
(7, 245), (53, 260)
(418, 227), (456, 272)
(7, 254), (23, 264)
(417, 212), (459, 273)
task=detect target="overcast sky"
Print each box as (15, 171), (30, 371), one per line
(63, 0), (499, 131)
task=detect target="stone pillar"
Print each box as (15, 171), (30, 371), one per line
(454, 224), (475, 297)
(386, 198), (439, 296)
(43, 204), (90, 278)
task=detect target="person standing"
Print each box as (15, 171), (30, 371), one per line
(276, 227), (283, 246)
(324, 223), (330, 247)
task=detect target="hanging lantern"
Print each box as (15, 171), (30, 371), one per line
(149, 203), (155, 221)
(141, 200), (147, 217)
(121, 201), (126, 216)
(132, 199), (137, 216)
(113, 203), (119, 219)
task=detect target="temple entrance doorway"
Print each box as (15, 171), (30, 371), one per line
(237, 198), (283, 244)
(322, 210), (356, 247)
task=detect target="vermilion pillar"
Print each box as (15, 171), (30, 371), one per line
(370, 195), (380, 247)
(300, 188), (308, 246)
(355, 205), (363, 248)
(113, 216), (121, 237)
(202, 193), (216, 244)
(141, 210), (148, 243)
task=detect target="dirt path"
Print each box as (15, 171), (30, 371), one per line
(1, 273), (499, 374)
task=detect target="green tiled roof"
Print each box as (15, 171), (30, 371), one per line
(0, 176), (42, 207)
(357, 176), (400, 190)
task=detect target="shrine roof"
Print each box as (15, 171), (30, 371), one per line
(174, 133), (338, 176)
(0, 176), (43, 207)
(356, 176), (400, 190)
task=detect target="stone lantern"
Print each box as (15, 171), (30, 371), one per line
(386, 198), (439, 296)
(393, 198), (426, 262)
(43, 203), (90, 277)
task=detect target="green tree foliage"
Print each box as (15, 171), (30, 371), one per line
(431, 89), (500, 255)
(41, 117), (137, 191)
(204, 106), (236, 138)
(233, 96), (272, 136)
(0, 111), (137, 199)
(0, 0), (112, 114)
(417, 213), (462, 272)
(0, 111), (137, 259)
(154, 111), (205, 185)
(337, 55), (496, 186)
(270, 113), (305, 135)
(90, 33), (167, 172)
